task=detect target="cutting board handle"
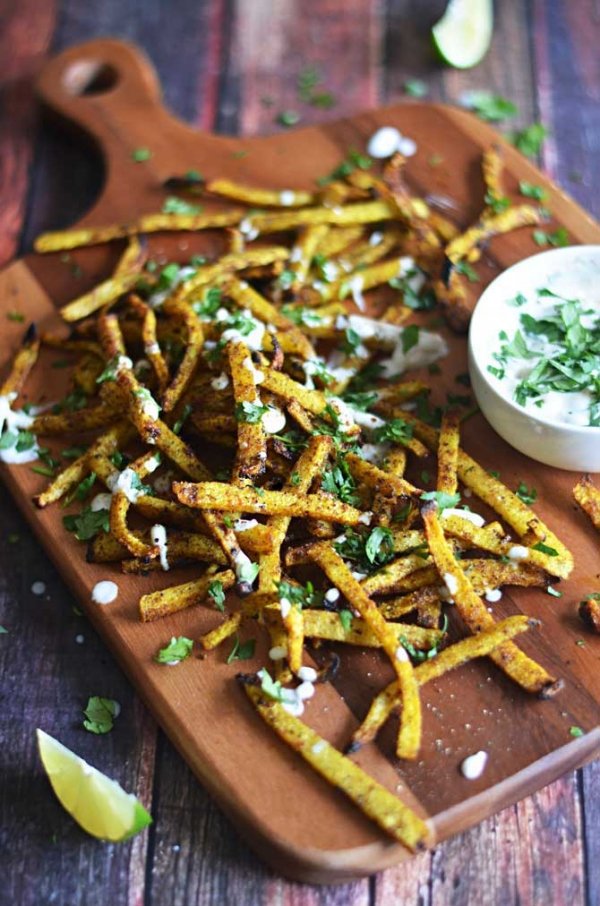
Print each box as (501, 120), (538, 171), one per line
(36, 38), (164, 141)
(35, 38), (209, 213)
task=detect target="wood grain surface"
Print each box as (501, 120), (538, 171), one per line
(1, 1), (599, 903)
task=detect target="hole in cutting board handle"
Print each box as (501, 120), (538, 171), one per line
(62, 60), (119, 96)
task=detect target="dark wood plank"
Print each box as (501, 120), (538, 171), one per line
(235, 0), (382, 136)
(0, 0), (55, 266)
(0, 483), (155, 906)
(148, 735), (370, 906)
(1, 0), (599, 901)
(531, 0), (600, 218)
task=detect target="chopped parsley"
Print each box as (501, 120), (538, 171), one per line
(492, 296), (600, 424)
(273, 430), (308, 452)
(192, 286), (222, 318)
(6, 310), (25, 322)
(420, 490), (461, 511)
(297, 67), (335, 108)
(532, 227), (569, 248)
(290, 471), (301, 487)
(132, 147), (152, 162)
(83, 696), (120, 734)
(276, 580), (324, 610)
(155, 636), (194, 665)
(338, 609), (353, 632)
(162, 196), (203, 215)
(321, 456), (360, 506)
(277, 269), (296, 291)
(64, 472), (97, 506)
(238, 560), (259, 585)
(484, 191), (510, 214)
(389, 270), (435, 311)
(403, 79), (428, 98)
(462, 91), (517, 122)
(346, 361), (385, 393)
(63, 505), (110, 541)
(316, 149), (372, 186)
(51, 388), (88, 413)
(0, 429), (36, 453)
(511, 123), (548, 158)
(259, 668), (286, 701)
(516, 481), (537, 505)
(334, 526), (394, 573)
(454, 260), (479, 283)
(532, 541), (559, 557)
(569, 726), (584, 738)
(519, 181), (547, 201)
(341, 390), (378, 411)
(373, 417), (413, 445)
(226, 636), (256, 664)
(281, 305), (325, 327)
(401, 324), (420, 354)
(235, 401), (269, 424)
(276, 110), (301, 127)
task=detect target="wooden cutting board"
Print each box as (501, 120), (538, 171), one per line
(2, 38), (600, 884)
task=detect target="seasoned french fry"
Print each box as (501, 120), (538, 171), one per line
(227, 339), (268, 483)
(60, 238), (146, 322)
(199, 612), (242, 650)
(34, 210), (246, 252)
(139, 568), (235, 621)
(241, 681), (431, 851)
(160, 300), (204, 412)
(436, 410), (459, 495)
(422, 503), (558, 696)
(351, 615), (538, 748)
(206, 178), (315, 208)
(173, 482), (367, 524)
(445, 205), (543, 264)
(308, 542), (422, 759)
(573, 475), (600, 531)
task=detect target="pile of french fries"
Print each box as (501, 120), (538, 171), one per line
(2, 145), (578, 851)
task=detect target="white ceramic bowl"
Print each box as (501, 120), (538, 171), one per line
(468, 245), (600, 472)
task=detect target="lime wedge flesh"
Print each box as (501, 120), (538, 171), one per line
(36, 729), (151, 841)
(432, 0), (494, 69)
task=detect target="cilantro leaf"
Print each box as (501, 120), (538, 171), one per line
(373, 417), (413, 445)
(403, 79), (428, 98)
(258, 668), (285, 701)
(63, 505), (110, 541)
(208, 580), (226, 612)
(83, 696), (120, 734)
(511, 123), (548, 158)
(321, 457), (360, 506)
(515, 481), (537, 505)
(401, 324), (420, 354)
(155, 636), (194, 665)
(162, 196), (203, 215)
(519, 181), (547, 201)
(276, 580), (324, 610)
(235, 401), (269, 424)
(462, 91), (518, 122)
(132, 147), (152, 162)
(532, 541), (559, 557)
(338, 609), (353, 632)
(226, 636), (256, 664)
(420, 490), (461, 511)
(455, 260), (479, 282)
(364, 526), (394, 565)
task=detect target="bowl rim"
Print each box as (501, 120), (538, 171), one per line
(468, 244), (600, 435)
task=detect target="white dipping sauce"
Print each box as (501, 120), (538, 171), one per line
(91, 580), (119, 605)
(485, 279), (600, 427)
(460, 750), (488, 780)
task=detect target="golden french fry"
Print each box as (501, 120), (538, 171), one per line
(173, 482), (367, 524)
(308, 542), (422, 760)
(139, 568), (235, 621)
(351, 615), (537, 748)
(573, 475), (600, 531)
(241, 681), (431, 850)
(227, 339), (268, 483)
(199, 612), (242, 650)
(421, 503), (558, 696)
(436, 410), (460, 495)
(206, 178), (315, 208)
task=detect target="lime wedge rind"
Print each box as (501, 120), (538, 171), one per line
(432, 0), (494, 70)
(36, 729), (152, 842)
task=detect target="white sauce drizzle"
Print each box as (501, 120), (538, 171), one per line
(151, 524), (169, 571)
(460, 750), (488, 780)
(91, 580), (119, 605)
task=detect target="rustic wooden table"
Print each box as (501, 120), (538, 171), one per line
(1, 1), (599, 903)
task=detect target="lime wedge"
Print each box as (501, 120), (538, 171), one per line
(36, 729), (151, 841)
(432, 0), (494, 69)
